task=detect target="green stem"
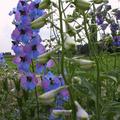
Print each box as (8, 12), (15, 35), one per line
(58, 0), (76, 120)
(82, 10), (101, 120)
(95, 58), (101, 120)
(31, 61), (40, 120)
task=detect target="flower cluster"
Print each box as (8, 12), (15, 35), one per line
(10, 0), (46, 90)
(95, 2), (120, 46)
(11, 1), (69, 119)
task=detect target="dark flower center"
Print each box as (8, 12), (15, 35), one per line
(20, 56), (26, 62)
(32, 45), (37, 51)
(20, 29), (26, 34)
(20, 1), (26, 6)
(49, 77), (54, 85)
(0, 57), (3, 60)
(12, 41), (18, 45)
(27, 76), (32, 82)
(19, 10), (26, 15)
(35, 3), (39, 8)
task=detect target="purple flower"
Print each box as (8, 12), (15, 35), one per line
(36, 63), (45, 74)
(114, 9), (120, 20)
(42, 72), (62, 92)
(24, 38), (45, 59)
(29, 0), (45, 21)
(13, 54), (31, 73)
(105, 5), (111, 11)
(20, 73), (38, 90)
(110, 22), (119, 33)
(112, 36), (120, 46)
(11, 27), (33, 44)
(46, 59), (55, 68)
(0, 53), (5, 65)
(100, 23), (108, 31)
(96, 14), (104, 25)
(12, 41), (24, 56)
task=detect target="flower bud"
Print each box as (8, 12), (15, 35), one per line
(64, 34), (76, 50)
(37, 45), (60, 64)
(39, 97), (55, 105)
(39, 85), (68, 100)
(72, 58), (95, 69)
(52, 109), (72, 118)
(72, 76), (81, 84)
(93, 0), (104, 4)
(73, 0), (90, 11)
(31, 11), (54, 29)
(75, 101), (89, 120)
(39, 0), (51, 9)
(66, 23), (76, 36)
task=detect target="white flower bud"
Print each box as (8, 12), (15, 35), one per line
(52, 109), (72, 118)
(39, 86), (68, 102)
(72, 58), (95, 69)
(75, 101), (89, 120)
(64, 34), (76, 50)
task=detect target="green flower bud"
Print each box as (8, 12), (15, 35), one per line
(39, 97), (55, 105)
(37, 45), (60, 64)
(52, 110), (72, 118)
(66, 23), (76, 36)
(73, 0), (90, 11)
(39, 0), (51, 9)
(72, 58), (95, 69)
(72, 76), (81, 84)
(93, 0), (103, 4)
(31, 11), (54, 29)
(39, 86), (67, 101)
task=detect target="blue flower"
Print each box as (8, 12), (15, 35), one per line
(96, 13), (104, 25)
(110, 22), (119, 33)
(0, 53), (5, 65)
(20, 73), (38, 90)
(13, 54), (31, 73)
(24, 38), (45, 59)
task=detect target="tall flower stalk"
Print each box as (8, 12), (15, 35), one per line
(58, 0), (76, 119)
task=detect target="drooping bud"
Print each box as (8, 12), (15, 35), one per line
(37, 45), (60, 64)
(72, 58), (95, 69)
(39, 0), (51, 9)
(31, 11), (54, 29)
(73, 0), (90, 11)
(39, 85), (68, 101)
(52, 109), (72, 118)
(75, 101), (89, 120)
(39, 97), (55, 105)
